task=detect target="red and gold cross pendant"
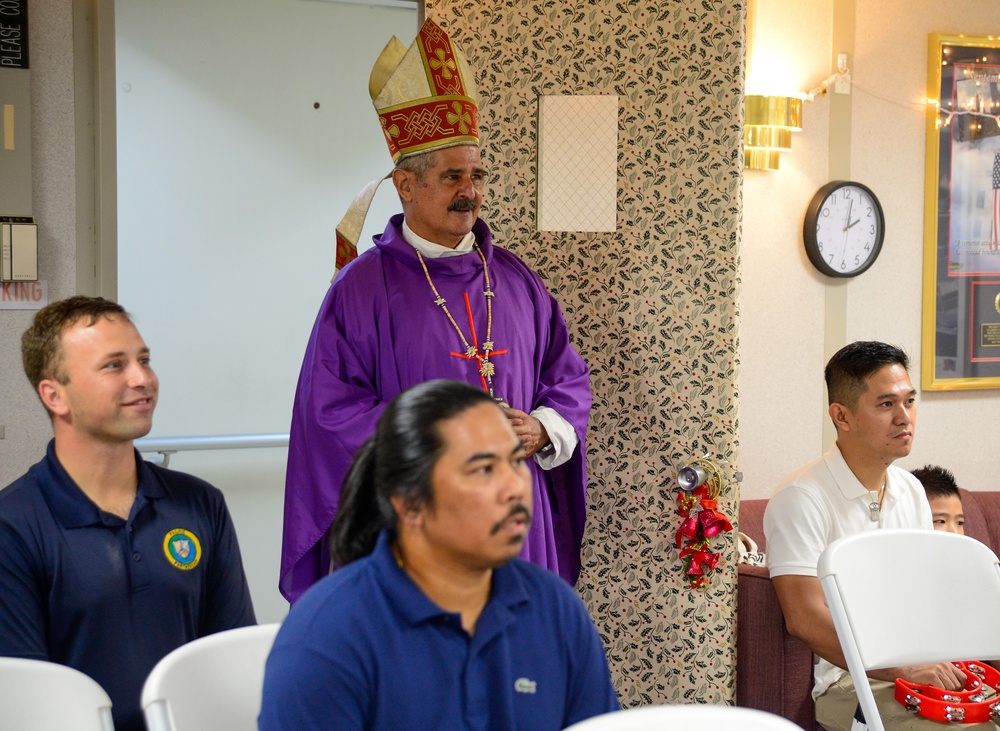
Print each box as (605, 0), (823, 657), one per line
(448, 292), (508, 393)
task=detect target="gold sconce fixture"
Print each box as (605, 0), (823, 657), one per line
(744, 94), (803, 171)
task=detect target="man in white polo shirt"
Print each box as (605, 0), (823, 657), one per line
(764, 341), (990, 731)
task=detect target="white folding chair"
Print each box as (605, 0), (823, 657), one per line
(562, 703), (803, 730)
(141, 623), (281, 731)
(818, 529), (1000, 731)
(0, 656), (114, 731)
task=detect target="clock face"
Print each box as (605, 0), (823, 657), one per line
(803, 181), (885, 278)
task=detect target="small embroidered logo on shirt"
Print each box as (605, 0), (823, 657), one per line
(163, 528), (202, 570)
(514, 677), (537, 694)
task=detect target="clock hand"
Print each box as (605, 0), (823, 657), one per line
(840, 198), (855, 265)
(846, 218), (860, 230)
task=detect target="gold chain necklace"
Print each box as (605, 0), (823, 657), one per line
(414, 244), (506, 401)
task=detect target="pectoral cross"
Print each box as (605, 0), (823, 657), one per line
(449, 292), (508, 394)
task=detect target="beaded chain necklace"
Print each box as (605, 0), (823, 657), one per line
(414, 243), (508, 405)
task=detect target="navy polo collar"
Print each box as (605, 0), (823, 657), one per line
(37, 439), (164, 529)
(371, 529), (531, 634)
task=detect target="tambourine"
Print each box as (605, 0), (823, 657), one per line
(895, 661), (1000, 724)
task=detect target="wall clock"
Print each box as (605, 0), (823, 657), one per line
(803, 181), (885, 277)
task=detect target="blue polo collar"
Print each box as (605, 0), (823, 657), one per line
(371, 529), (530, 639)
(36, 439), (164, 529)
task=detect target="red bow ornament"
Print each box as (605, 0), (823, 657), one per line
(698, 499), (733, 538)
(675, 514), (700, 548)
(679, 547), (721, 575)
(674, 488), (733, 590)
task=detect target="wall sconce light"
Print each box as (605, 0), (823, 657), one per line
(744, 94), (803, 171)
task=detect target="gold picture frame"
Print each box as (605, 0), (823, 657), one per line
(922, 33), (1000, 390)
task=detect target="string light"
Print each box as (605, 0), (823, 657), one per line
(799, 65), (1000, 131)
(802, 72), (847, 102)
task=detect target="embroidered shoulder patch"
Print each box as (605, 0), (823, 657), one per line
(163, 528), (202, 570)
(514, 677), (537, 694)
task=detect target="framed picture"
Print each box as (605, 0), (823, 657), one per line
(922, 33), (1000, 390)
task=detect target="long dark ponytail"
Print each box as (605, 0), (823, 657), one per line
(329, 380), (496, 567)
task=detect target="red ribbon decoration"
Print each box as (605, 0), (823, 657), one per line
(676, 486), (702, 517)
(674, 484), (734, 589)
(698, 499), (733, 538)
(675, 515), (700, 548)
(679, 548), (721, 575)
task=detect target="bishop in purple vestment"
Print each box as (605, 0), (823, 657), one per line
(279, 20), (592, 604)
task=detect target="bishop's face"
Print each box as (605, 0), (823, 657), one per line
(398, 145), (485, 248)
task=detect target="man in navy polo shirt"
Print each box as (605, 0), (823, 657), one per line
(259, 380), (619, 730)
(0, 296), (255, 731)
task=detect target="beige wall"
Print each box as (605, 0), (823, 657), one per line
(0, 0), (80, 483)
(741, 0), (1000, 500)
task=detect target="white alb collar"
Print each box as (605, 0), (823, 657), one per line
(402, 220), (475, 258)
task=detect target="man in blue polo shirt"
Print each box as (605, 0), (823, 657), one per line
(0, 296), (255, 731)
(259, 380), (619, 730)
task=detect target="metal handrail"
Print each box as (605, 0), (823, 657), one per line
(135, 433), (289, 467)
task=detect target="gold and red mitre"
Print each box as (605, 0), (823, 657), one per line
(369, 18), (480, 163)
(334, 20), (479, 277)
(334, 19), (480, 278)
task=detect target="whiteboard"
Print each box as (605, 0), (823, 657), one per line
(116, 0), (417, 621)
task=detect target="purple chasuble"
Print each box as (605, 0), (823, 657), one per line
(280, 215), (592, 603)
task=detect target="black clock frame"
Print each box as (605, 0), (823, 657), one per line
(803, 180), (885, 278)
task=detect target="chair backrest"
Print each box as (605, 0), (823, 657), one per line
(0, 657), (114, 731)
(141, 623), (281, 731)
(818, 529), (1000, 670)
(562, 703), (804, 730)
(819, 530), (1000, 731)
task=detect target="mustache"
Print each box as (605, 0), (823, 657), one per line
(448, 199), (477, 212)
(490, 503), (532, 535)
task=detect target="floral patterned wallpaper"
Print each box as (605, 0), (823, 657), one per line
(428, 0), (745, 705)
